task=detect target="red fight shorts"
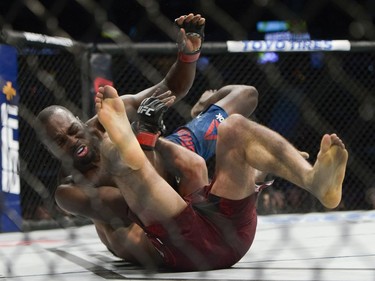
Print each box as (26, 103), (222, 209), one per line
(144, 184), (258, 271)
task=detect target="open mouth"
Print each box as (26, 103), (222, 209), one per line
(75, 144), (89, 157)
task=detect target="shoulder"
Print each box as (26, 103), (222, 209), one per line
(86, 116), (107, 135)
(86, 115), (100, 128)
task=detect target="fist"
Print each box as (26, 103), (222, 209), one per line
(175, 13), (205, 54)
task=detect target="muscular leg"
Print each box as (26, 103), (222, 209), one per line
(95, 86), (187, 226)
(211, 114), (348, 209)
(156, 137), (209, 196)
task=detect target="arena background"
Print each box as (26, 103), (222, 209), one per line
(0, 0), (374, 228)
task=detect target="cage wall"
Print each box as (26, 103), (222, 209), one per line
(2, 38), (374, 228)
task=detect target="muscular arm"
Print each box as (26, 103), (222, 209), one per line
(87, 13), (204, 127)
(55, 184), (162, 266)
(95, 221), (163, 267)
(121, 60), (197, 121)
(86, 58), (198, 127)
(121, 13), (205, 121)
(55, 180), (162, 266)
(55, 184), (133, 226)
(191, 85), (259, 118)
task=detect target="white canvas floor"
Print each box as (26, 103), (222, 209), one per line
(1, 210), (375, 281)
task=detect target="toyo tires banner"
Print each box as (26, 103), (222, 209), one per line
(0, 44), (21, 232)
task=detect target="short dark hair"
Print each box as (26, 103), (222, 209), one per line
(34, 105), (71, 141)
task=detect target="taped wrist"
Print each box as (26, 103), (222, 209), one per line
(136, 131), (160, 150)
(132, 121), (160, 150)
(178, 51), (201, 63)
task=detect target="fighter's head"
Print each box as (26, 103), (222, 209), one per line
(35, 105), (101, 172)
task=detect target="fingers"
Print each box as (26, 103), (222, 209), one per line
(175, 13), (193, 26)
(150, 89), (176, 106)
(175, 13), (205, 54)
(203, 89), (216, 95)
(190, 14), (204, 25)
(151, 88), (174, 98)
(157, 90), (172, 99)
(196, 17), (205, 26)
(159, 94), (176, 107)
(151, 88), (160, 97)
(175, 13), (205, 27)
(163, 96), (176, 107)
(152, 89), (172, 99)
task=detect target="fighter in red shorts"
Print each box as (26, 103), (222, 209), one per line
(125, 86), (266, 270)
(94, 85), (348, 271)
(35, 12), (266, 269)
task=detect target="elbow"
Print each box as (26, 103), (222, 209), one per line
(55, 187), (72, 214)
(243, 85), (259, 113)
(244, 85), (259, 104)
(54, 185), (84, 216)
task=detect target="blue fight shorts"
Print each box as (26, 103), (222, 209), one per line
(165, 105), (228, 161)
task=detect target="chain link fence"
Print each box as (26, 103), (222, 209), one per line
(0, 0), (374, 230)
(0, 33), (373, 227)
(0, 1), (375, 279)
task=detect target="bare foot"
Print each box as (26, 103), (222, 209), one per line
(95, 85), (144, 170)
(310, 134), (348, 209)
(95, 86), (128, 145)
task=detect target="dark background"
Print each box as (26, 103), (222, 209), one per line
(1, 0), (375, 43)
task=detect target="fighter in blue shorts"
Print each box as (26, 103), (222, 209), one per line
(132, 85), (274, 196)
(132, 85), (261, 197)
(134, 85), (259, 160)
(166, 104), (228, 161)
(165, 85), (259, 161)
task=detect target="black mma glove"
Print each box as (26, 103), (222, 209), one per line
(132, 97), (168, 150)
(175, 16), (205, 62)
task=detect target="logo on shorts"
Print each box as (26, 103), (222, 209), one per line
(177, 129), (196, 152)
(204, 113), (225, 140)
(215, 113), (225, 122)
(204, 119), (220, 140)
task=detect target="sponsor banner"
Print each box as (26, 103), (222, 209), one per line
(23, 32), (74, 47)
(0, 44), (21, 232)
(227, 40), (351, 52)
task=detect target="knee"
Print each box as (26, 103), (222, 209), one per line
(182, 152), (207, 179)
(218, 114), (248, 142)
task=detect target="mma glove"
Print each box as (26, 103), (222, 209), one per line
(175, 17), (205, 63)
(132, 97), (168, 150)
